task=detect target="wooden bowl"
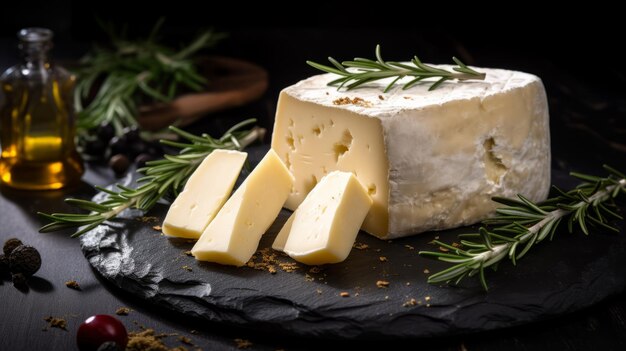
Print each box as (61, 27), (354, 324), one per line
(136, 56), (268, 131)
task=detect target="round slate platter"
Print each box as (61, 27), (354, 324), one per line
(80, 145), (626, 338)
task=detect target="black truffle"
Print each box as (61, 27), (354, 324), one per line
(3, 238), (23, 255)
(9, 245), (41, 276)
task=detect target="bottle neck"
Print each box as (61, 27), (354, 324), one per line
(20, 42), (51, 68)
(17, 28), (54, 70)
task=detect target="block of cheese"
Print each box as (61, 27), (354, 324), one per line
(271, 67), (551, 239)
(191, 149), (294, 266)
(273, 171), (372, 265)
(162, 150), (247, 239)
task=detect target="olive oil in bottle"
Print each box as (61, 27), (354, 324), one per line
(0, 28), (83, 190)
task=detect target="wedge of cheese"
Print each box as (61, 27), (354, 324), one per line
(162, 150), (247, 239)
(273, 171), (372, 265)
(271, 67), (551, 239)
(191, 149), (294, 266)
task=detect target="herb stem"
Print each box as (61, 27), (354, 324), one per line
(75, 22), (225, 137)
(307, 45), (486, 92)
(471, 179), (625, 269)
(39, 120), (264, 237)
(420, 167), (625, 290)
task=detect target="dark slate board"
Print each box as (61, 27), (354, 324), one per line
(80, 145), (626, 338)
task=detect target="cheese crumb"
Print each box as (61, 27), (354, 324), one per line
(65, 280), (81, 290)
(332, 97), (372, 107)
(43, 316), (67, 331)
(309, 266), (322, 273)
(137, 216), (160, 223)
(246, 248), (299, 273)
(403, 298), (417, 307)
(179, 336), (193, 345)
(279, 262), (298, 273)
(379, 256), (387, 262)
(235, 339), (253, 349)
(116, 307), (131, 316)
(376, 280), (390, 288)
(353, 242), (369, 250)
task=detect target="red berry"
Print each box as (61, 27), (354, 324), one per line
(76, 315), (128, 351)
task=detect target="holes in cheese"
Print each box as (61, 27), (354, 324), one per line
(161, 150), (247, 239)
(273, 171), (372, 265)
(191, 149), (294, 266)
(332, 130), (353, 162)
(482, 137), (508, 184)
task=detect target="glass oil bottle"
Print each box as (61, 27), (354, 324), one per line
(0, 28), (83, 190)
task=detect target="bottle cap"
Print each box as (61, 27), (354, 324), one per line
(17, 28), (53, 43)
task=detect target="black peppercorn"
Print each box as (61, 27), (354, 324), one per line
(3, 238), (23, 255)
(108, 136), (128, 157)
(109, 154), (130, 176)
(96, 122), (115, 144)
(12, 272), (28, 290)
(9, 245), (41, 276)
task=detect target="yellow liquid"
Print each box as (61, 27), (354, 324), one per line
(0, 76), (84, 190)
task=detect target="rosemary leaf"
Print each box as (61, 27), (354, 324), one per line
(38, 119), (264, 236)
(307, 45), (486, 92)
(419, 165), (626, 291)
(75, 21), (225, 136)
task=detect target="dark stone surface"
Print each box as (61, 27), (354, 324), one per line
(79, 145), (626, 338)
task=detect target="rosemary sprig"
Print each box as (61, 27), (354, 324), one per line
(75, 20), (226, 135)
(38, 119), (263, 237)
(419, 165), (626, 291)
(307, 45), (486, 92)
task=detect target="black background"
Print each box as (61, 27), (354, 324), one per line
(1, 1), (625, 97)
(1, 1), (626, 350)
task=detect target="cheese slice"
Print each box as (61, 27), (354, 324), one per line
(162, 150), (247, 239)
(191, 149), (294, 266)
(274, 171), (372, 265)
(271, 67), (551, 239)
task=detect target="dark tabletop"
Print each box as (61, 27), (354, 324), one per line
(1, 10), (626, 350)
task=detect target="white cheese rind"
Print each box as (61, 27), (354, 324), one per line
(162, 150), (247, 239)
(271, 67), (551, 239)
(274, 171), (372, 265)
(191, 149), (294, 266)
